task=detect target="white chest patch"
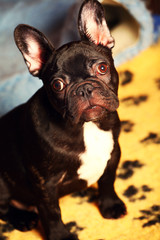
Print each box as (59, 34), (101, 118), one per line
(78, 122), (114, 186)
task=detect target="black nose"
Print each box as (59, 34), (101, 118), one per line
(76, 83), (94, 98)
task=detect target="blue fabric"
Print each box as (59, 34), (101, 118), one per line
(152, 14), (160, 42)
(0, 73), (43, 117)
(114, 0), (154, 66)
(0, 0), (75, 117)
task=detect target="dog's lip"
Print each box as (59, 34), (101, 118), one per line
(82, 105), (105, 121)
(86, 105), (102, 111)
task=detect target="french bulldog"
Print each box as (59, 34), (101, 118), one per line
(0, 0), (126, 239)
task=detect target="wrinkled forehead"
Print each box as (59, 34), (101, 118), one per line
(55, 42), (111, 74)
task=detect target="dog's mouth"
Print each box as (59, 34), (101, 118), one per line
(69, 96), (118, 123)
(82, 105), (105, 122)
(66, 80), (119, 124)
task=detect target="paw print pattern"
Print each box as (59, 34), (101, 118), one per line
(121, 120), (134, 133)
(123, 185), (153, 202)
(155, 78), (160, 89)
(118, 160), (144, 180)
(72, 187), (98, 203)
(119, 70), (133, 86)
(140, 132), (160, 144)
(134, 205), (160, 228)
(66, 221), (84, 236)
(121, 95), (148, 106)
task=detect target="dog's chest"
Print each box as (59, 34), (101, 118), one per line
(78, 122), (114, 186)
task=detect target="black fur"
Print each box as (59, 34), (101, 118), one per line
(0, 0), (126, 239)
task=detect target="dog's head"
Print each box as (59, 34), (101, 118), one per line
(14, 0), (119, 124)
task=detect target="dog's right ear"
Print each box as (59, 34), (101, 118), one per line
(14, 24), (55, 77)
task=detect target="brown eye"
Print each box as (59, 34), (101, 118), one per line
(97, 63), (108, 75)
(52, 79), (65, 92)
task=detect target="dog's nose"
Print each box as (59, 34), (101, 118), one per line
(76, 83), (94, 98)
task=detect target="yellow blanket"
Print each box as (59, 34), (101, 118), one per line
(1, 40), (160, 240)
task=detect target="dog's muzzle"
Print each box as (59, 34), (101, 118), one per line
(66, 79), (119, 123)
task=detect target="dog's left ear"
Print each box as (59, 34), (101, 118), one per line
(14, 24), (55, 77)
(78, 0), (114, 48)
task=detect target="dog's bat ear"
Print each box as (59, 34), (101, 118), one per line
(78, 0), (114, 48)
(14, 24), (55, 77)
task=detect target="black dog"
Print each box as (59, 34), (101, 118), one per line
(0, 0), (126, 239)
